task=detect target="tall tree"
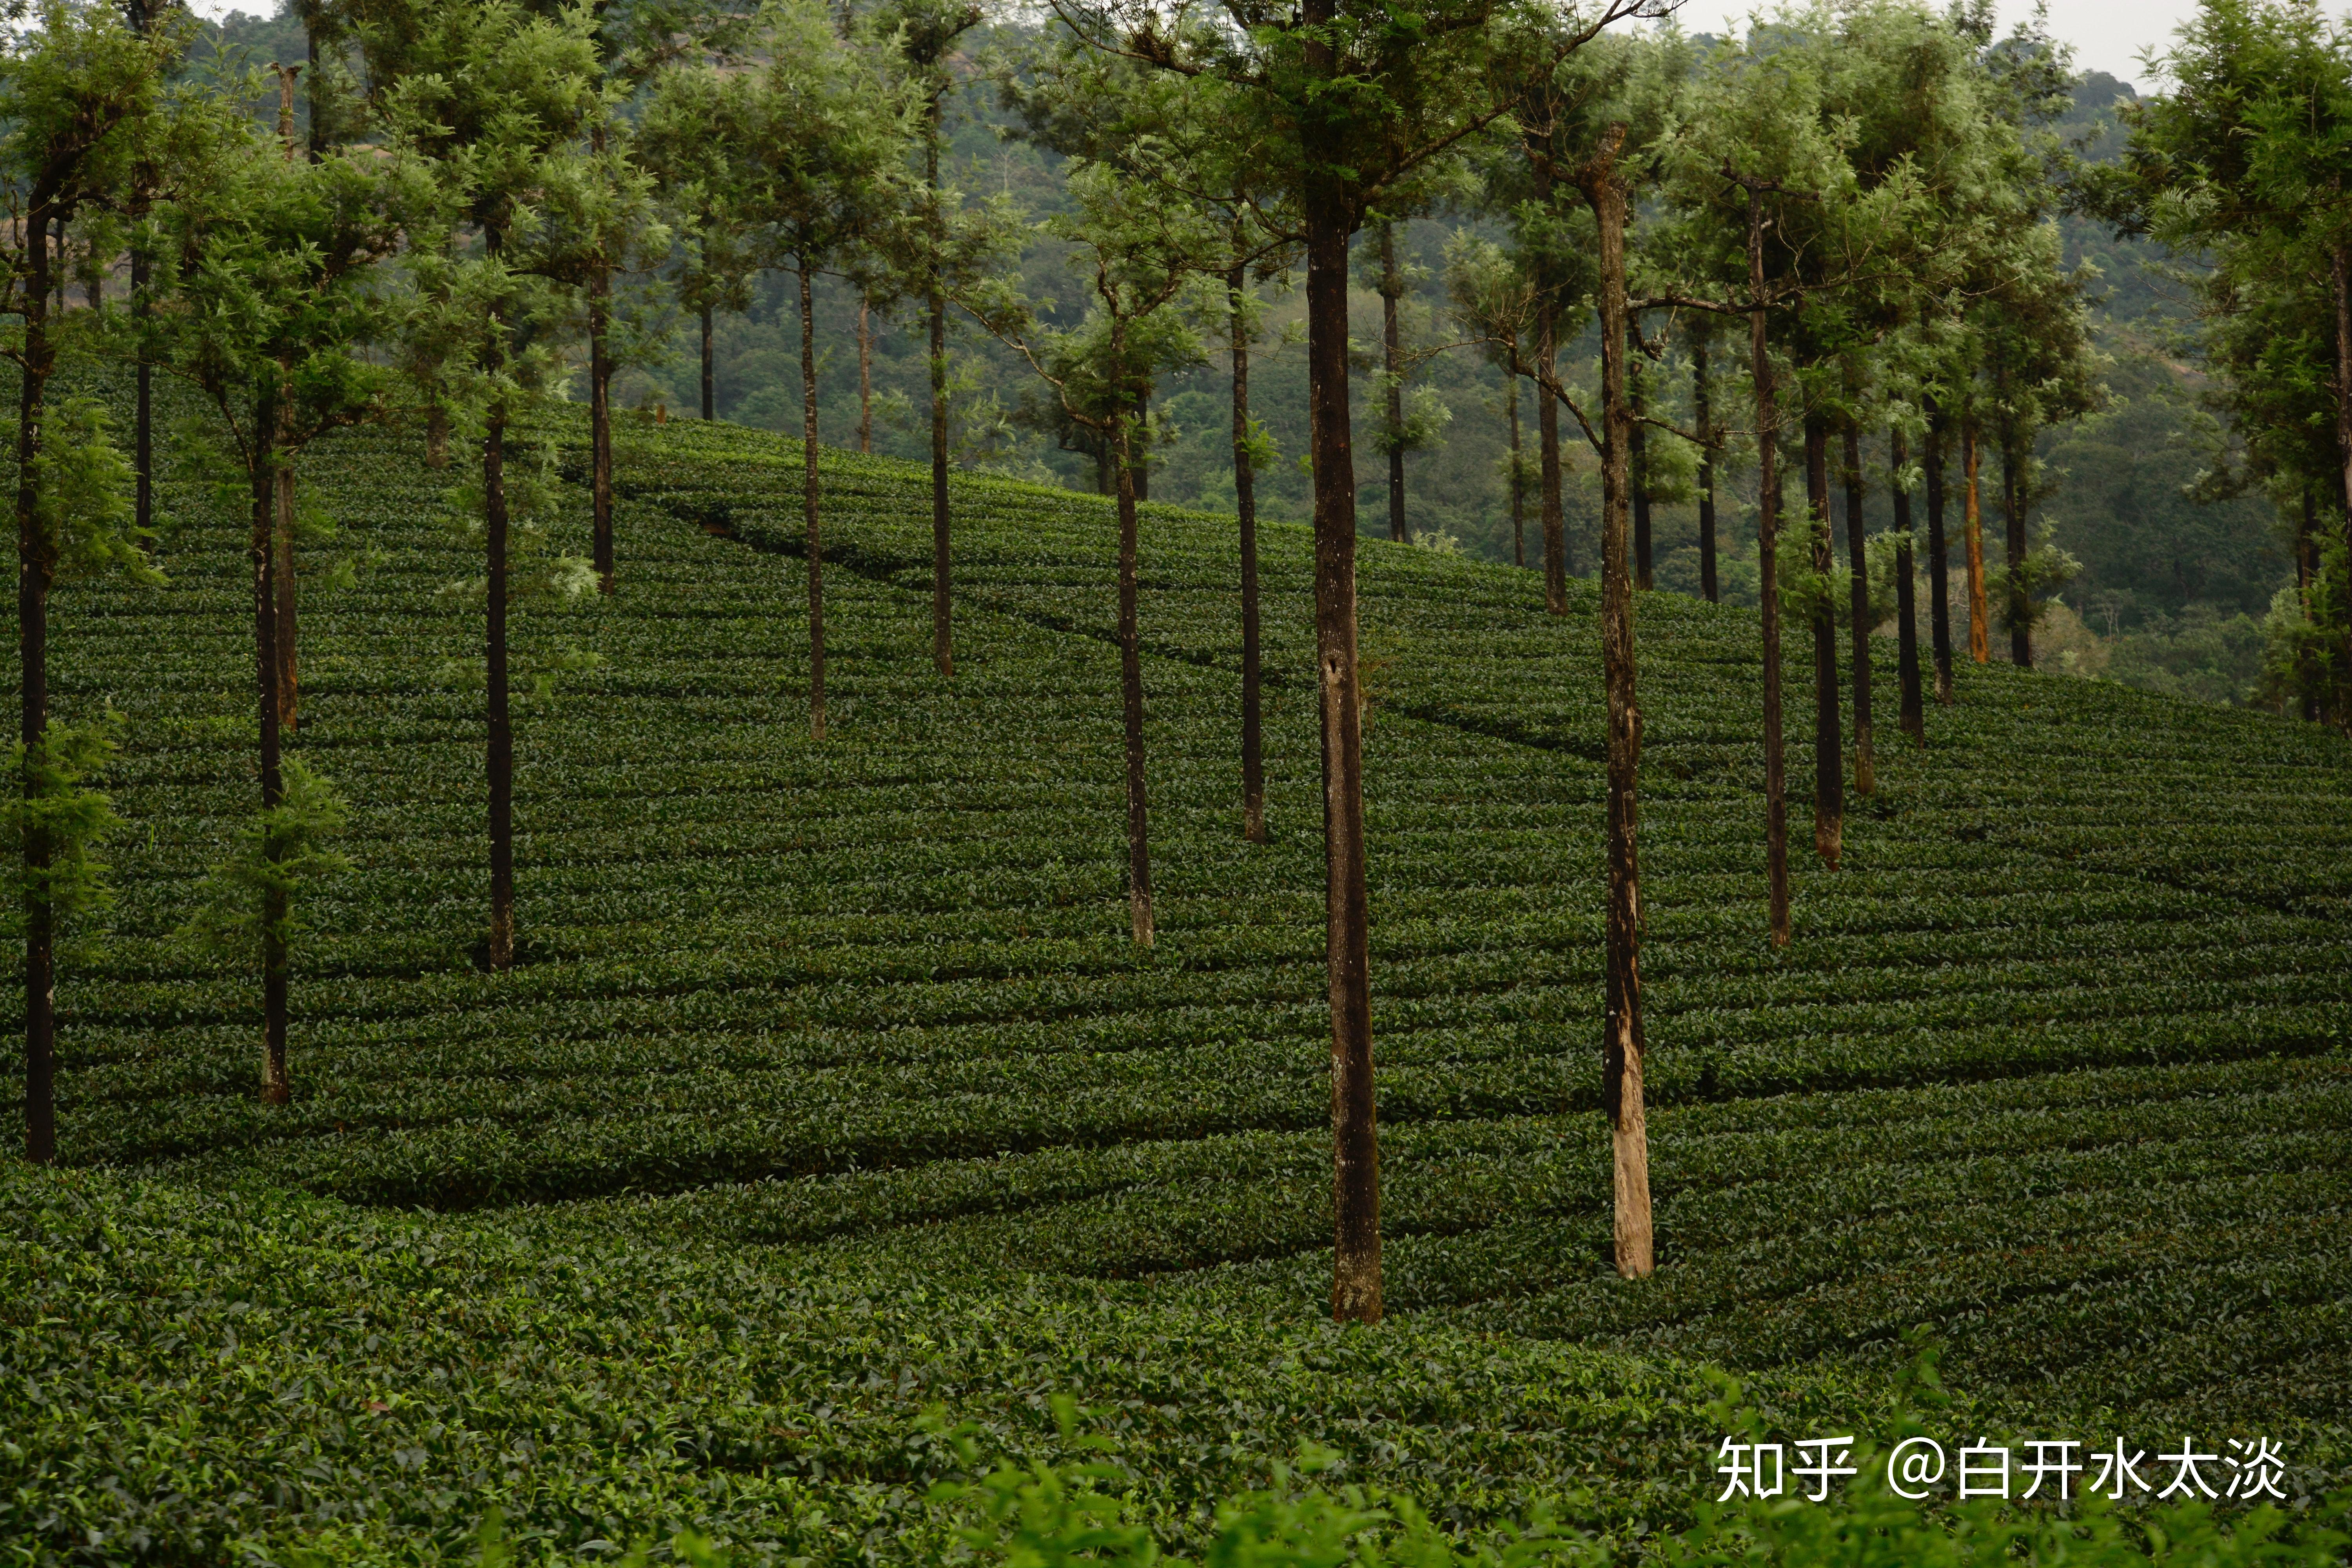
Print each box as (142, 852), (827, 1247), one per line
(3, 0), (178, 1160)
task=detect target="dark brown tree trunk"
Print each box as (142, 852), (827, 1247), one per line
(252, 397), (290, 1105)
(1695, 330), (1716, 604)
(1744, 189), (1789, 947)
(1964, 423), (1989, 664)
(1231, 262), (1266, 844)
(1805, 416), (1843, 869)
(1132, 393), (1149, 502)
(699, 303), (715, 421)
(591, 150), (614, 595)
(929, 111), (953, 677)
(1924, 405), (1954, 703)
(1891, 426), (1922, 742)
(426, 404), (449, 468)
(858, 294), (874, 454)
(1538, 300), (1566, 613)
(306, 19), (323, 159)
(2300, 487), (2321, 724)
(1842, 419), (1871, 794)
(801, 266), (826, 742)
(1112, 390), (1154, 947)
(1628, 316), (1651, 592)
(274, 458), (297, 730)
(132, 245), (151, 542)
(2330, 241), (2352, 721)
(1507, 361), (1525, 570)
(2003, 443), (2031, 668)
(1580, 141), (1651, 1280)
(1381, 222), (1407, 543)
(485, 400), (514, 972)
(1306, 176), (1379, 1325)
(17, 211), (56, 1160)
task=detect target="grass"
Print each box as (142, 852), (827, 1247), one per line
(3, 382), (2348, 1561)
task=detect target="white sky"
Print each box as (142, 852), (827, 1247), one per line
(183, 0), (2190, 87)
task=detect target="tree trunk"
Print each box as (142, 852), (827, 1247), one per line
(2003, 444), (2030, 668)
(802, 265), (826, 742)
(17, 210), (56, 1161)
(1231, 262), (1266, 844)
(132, 244), (152, 548)
(1507, 361), (1525, 570)
(858, 292), (874, 454)
(1842, 419), (1871, 795)
(1964, 423), (1988, 664)
(1132, 393), (1149, 502)
(1924, 405), (1953, 703)
(929, 108), (953, 677)
(306, 19), (323, 159)
(1580, 141), (1651, 1280)
(252, 395), (290, 1105)
(1695, 330), (1716, 604)
(1805, 416), (1843, 869)
(1744, 189), (1789, 947)
(699, 303), (715, 421)
(426, 404), (448, 469)
(1306, 180), (1379, 1326)
(1629, 316), (1651, 592)
(485, 400), (514, 972)
(1381, 222), (1408, 544)
(1113, 391), (1154, 947)
(2330, 241), (2352, 722)
(1891, 426), (1922, 742)
(591, 255), (613, 593)
(2300, 487), (2320, 724)
(1538, 300), (1566, 613)
(274, 457), (297, 730)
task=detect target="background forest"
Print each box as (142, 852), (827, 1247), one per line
(210, 4), (2288, 706)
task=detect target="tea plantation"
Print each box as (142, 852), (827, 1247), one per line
(5, 386), (2349, 1563)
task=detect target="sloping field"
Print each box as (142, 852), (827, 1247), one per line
(5, 392), (2348, 1559)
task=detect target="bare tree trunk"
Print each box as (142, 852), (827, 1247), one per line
(1744, 189), (1789, 947)
(1132, 392), (1149, 502)
(1842, 418), (1871, 795)
(700, 303), (715, 421)
(801, 266), (826, 742)
(1629, 316), (1651, 592)
(1380, 222), (1408, 543)
(1964, 423), (1988, 664)
(426, 404), (448, 469)
(591, 132), (614, 595)
(2329, 239), (2352, 725)
(1307, 182), (1379, 1325)
(858, 292), (874, 454)
(1581, 140), (1651, 1280)
(1924, 404), (1953, 703)
(252, 403), (290, 1104)
(1805, 417), (1843, 869)
(485, 399), (514, 972)
(2003, 444), (2031, 668)
(1231, 261), (1266, 844)
(928, 110), (953, 677)
(274, 458), (297, 730)
(1507, 361), (1524, 570)
(1695, 330), (1716, 604)
(1538, 300), (1566, 613)
(1113, 392), (1154, 947)
(2300, 487), (2320, 724)
(17, 212), (56, 1160)
(1891, 426), (1922, 742)
(132, 245), (151, 542)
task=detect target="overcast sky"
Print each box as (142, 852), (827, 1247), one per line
(186, 0), (2204, 88)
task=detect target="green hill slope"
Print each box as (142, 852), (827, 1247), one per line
(5, 390), (2349, 1557)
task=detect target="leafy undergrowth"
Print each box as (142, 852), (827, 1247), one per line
(5, 383), (2351, 1557)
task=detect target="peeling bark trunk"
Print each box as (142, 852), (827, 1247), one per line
(1306, 173), (1379, 1325)
(1891, 426), (1922, 742)
(1695, 331), (1716, 604)
(1580, 142), (1651, 1280)
(1231, 262), (1266, 844)
(1842, 419), (1871, 794)
(1744, 190), (1789, 947)
(1805, 416), (1843, 869)
(801, 265), (825, 742)
(1924, 405), (1953, 703)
